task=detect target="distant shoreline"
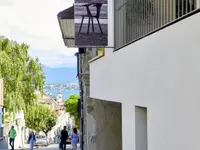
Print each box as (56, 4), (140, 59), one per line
(44, 89), (79, 100)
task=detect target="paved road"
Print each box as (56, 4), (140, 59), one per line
(24, 144), (80, 150)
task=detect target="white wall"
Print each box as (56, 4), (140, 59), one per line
(90, 11), (200, 150)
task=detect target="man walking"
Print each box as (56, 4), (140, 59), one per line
(8, 126), (17, 150)
(60, 126), (69, 150)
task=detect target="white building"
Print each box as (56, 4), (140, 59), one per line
(57, 91), (62, 103)
(0, 79), (4, 148)
(0, 110), (26, 149)
(49, 111), (75, 143)
(90, 0), (200, 150)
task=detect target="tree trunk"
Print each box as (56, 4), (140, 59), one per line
(43, 131), (48, 137)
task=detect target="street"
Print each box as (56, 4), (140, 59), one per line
(23, 144), (80, 150)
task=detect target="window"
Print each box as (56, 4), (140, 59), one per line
(114, 0), (197, 49)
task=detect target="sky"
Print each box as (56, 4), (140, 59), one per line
(0, 0), (77, 68)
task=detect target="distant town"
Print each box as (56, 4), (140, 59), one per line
(44, 82), (79, 91)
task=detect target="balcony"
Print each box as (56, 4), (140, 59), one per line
(90, 3), (200, 102)
(115, 0), (198, 49)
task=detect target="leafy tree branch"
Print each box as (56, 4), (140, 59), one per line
(25, 104), (57, 135)
(0, 37), (45, 114)
(65, 94), (80, 129)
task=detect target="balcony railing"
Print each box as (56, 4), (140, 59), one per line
(115, 0), (197, 49)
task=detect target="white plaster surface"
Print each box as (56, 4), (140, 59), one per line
(90, 10), (200, 150)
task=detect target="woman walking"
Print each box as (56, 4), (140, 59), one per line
(71, 128), (79, 150)
(28, 132), (36, 150)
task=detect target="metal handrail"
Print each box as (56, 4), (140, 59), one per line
(114, 0), (197, 49)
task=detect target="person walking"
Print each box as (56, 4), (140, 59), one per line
(8, 126), (17, 150)
(71, 128), (79, 150)
(28, 132), (36, 150)
(60, 126), (69, 150)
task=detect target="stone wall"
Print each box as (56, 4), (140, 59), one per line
(81, 48), (97, 150)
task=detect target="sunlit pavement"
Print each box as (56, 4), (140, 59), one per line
(22, 144), (80, 150)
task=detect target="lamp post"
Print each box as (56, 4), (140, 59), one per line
(57, 6), (76, 48)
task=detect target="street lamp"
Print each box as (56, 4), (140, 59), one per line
(57, 6), (76, 48)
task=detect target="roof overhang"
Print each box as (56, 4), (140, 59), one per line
(57, 6), (76, 48)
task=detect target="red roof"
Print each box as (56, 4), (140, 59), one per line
(39, 97), (52, 104)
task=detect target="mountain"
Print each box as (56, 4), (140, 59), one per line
(42, 65), (77, 84)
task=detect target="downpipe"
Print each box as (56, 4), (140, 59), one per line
(76, 48), (86, 150)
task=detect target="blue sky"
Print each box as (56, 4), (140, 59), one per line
(0, 0), (77, 68)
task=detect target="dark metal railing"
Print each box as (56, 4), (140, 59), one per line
(115, 0), (197, 49)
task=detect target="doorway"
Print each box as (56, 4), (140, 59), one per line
(135, 106), (148, 150)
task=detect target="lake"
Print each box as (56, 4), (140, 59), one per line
(45, 89), (79, 101)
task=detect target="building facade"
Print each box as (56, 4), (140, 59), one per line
(90, 0), (200, 150)
(57, 4), (122, 150)
(38, 93), (65, 116)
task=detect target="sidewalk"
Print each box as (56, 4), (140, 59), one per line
(23, 144), (80, 150)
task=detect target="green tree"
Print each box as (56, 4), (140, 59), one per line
(98, 47), (104, 55)
(41, 114), (57, 136)
(65, 94), (80, 129)
(0, 37), (45, 113)
(25, 104), (57, 135)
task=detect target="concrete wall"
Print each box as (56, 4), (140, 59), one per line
(82, 48), (122, 150)
(81, 48), (97, 150)
(88, 99), (122, 150)
(90, 9), (200, 150)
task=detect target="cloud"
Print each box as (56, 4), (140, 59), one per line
(29, 48), (77, 68)
(0, 0), (13, 6)
(0, 0), (77, 68)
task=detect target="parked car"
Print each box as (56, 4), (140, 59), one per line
(34, 135), (49, 147)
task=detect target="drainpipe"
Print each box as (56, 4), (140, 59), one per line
(75, 48), (85, 150)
